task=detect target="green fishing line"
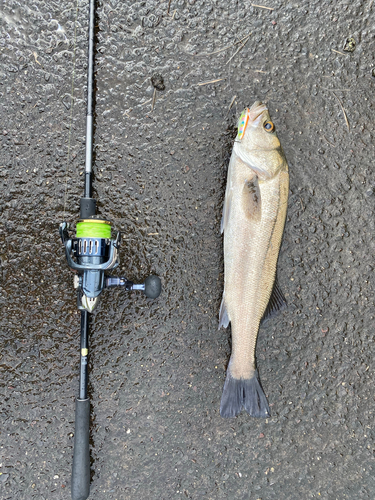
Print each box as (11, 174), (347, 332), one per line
(76, 221), (111, 238)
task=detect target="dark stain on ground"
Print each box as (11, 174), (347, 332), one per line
(151, 74), (166, 92)
(1, 1), (375, 499)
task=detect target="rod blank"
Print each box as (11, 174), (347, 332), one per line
(84, 0), (95, 194)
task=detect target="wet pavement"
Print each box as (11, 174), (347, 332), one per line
(1, 0), (375, 499)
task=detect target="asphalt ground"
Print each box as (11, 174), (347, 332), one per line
(1, 0), (375, 499)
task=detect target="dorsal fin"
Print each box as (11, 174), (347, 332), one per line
(261, 279), (287, 323)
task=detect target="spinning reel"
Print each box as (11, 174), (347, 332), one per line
(59, 218), (161, 312)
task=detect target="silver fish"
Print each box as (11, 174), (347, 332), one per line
(219, 101), (289, 418)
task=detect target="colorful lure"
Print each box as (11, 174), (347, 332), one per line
(237, 108), (249, 140)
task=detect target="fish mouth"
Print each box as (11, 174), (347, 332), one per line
(248, 101), (268, 123)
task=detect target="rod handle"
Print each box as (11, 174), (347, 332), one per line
(71, 398), (90, 500)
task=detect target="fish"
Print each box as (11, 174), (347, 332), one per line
(219, 101), (289, 418)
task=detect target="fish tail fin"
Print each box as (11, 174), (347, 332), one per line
(220, 369), (270, 419)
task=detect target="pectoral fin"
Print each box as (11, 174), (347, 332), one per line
(242, 176), (261, 221)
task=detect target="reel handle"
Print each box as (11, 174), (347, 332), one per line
(105, 275), (161, 298)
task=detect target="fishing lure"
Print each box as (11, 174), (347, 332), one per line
(237, 108), (249, 140)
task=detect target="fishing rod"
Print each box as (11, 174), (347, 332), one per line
(59, 1), (161, 499)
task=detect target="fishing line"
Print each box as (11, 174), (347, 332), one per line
(63, 0), (80, 219)
(76, 220), (111, 238)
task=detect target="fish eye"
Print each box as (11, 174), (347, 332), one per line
(264, 121), (275, 132)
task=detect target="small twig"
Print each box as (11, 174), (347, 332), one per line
(236, 34), (248, 51)
(226, 95), (237, 116)
(198, 33), (252, 57)
(322, 135), (336, 147)
(225, 34), (251, 65)
(332, 91), (350, 132)
(299, 196), (304, 212)
(253, 69), (268, 73)
(251, 3), (274, 10)
(140, 98), (152, 106)
(151, 88), (157, 111)
(167, 0), (172, 14)
(33, 51), (43, 68)
(197, 78), (225, 86)
(322, 87), (350, 92)
(331, 49), (347, 56)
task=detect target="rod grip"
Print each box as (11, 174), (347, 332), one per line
(71, 398), (90, 500)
